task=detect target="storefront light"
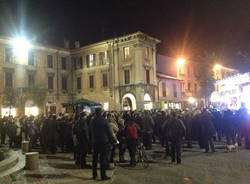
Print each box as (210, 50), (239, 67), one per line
(25, 107), (39, 116)
(103, 102), (109, 111)
(2, 108), (16, 117)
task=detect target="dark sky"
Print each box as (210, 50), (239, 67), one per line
(0, 0), (249, 70)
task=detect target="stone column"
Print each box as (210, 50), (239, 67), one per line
(152, 46), (157, 85)
(25, 152), (39, 170)
(136, 86), (144, 110)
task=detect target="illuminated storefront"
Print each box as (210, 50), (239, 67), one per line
(211, 73), (250, 111)
(1, 107), (16, 117)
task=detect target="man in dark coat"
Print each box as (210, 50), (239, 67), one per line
(166, 111), (186, 164)
(42, 115), (58, 154)
(91, 108), (112, 181)
(141, 111), (154, 150)
(73, 112), (90, 168)
(0, 117), (7, 145)
(200, 110), (216, 152)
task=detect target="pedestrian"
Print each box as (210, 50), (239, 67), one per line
(91, 108), (112, 180)
(73, 112), (90, 168)
(142, 111), (154, 150)
(117, 119), (126, 163)
(125, 116), (138, 167)
(166, 111), (186, 164)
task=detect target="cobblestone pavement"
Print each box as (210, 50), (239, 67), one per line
(12, 152), (115, 184)
(112, 141), (250, 184)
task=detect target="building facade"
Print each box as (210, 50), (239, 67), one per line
(0, 37), (72, 116)
(71, 32), (160, 111)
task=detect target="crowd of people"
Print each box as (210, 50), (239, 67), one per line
(0, 105), (250, 180)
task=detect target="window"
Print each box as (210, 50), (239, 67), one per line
(86, 54), (95, 67)
(194, 83), (197, 94)
(61, 57), (67, 70)
(173, 84), (177, 98)
(162, 82), (166, 97)
(77, 56), (83, 69)
(99, 51), (110, 65)
(61, 76), (67, 91)
(28, 51), (34, 66)
(146, 70), (150, 84)
(47, 55), (53, 68)
(124, 47), (130, 59)
(72, 57), (77, 70)
(102, 73), (108, 87)
(89, 75), (94, 89)
(5, 72), (12, 88)
(124, 70), (130, 84)
(145, 47), (149, 58)
(188, 83), (191, 91)
(187, 65), (190, 75)
(28, 74), (35, 87)
(5, 48), (13, 63)
(77, 77), (81, 90)
(48, 76), (54, 90)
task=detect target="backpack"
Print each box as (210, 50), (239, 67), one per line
(126, 123), (137, 140)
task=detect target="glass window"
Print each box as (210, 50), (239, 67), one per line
(61, 57), (67, 70)
(146, 70), (150, 84)
(77, 77), (81, 90)
(99, 51), (110, 65)
(5, 72), (12, 88)
(195, 83), (197, 93)
(173, 84), (177, 98)
(124, 70), (130, 84)
(5, 48), (13, 63)
(162, 82), (166, 97)
(47, 55), (53, 68)
(86, 54), (96, 67)
(48, 76), (54, 90)
(102, 73), (108, 87)
(77, 56), (83, 69)
(28, 74), (35, 87)
(61, 76), (67, 91)
(188, 82), (191, 91)
(124, 47), (130, 59)
(89, 75), (94, 89)
(28, 51), (34, 66)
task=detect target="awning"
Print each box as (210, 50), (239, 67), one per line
(63, 98), (101, 107)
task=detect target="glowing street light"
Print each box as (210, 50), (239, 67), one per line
(214, 64), (222, 71)
(12, 37), (31, 63)
(177, 58), (185, 67)
(188, 97), (196, 104)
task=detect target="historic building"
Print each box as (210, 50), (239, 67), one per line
(0, 31), (239, 116)
(71, 32), (160, 111)
(0, 36), (72, 116)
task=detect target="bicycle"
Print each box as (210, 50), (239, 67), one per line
(136, 137), (149, 168)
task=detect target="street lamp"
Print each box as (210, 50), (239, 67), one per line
(214, 64), (222, 71)
(188, 97), (196, 104)
(12, 37), (31, 63)
(177, 58), (185, 67)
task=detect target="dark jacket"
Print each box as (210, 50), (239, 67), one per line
(73, 118), (89, 145)
(91, 115), (112, 145)
(166, 117), (186, 141)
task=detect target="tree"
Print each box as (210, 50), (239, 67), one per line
(194, 52), (218, 106)
(28, 86), (47, 111)
(1, 87), (18, 109)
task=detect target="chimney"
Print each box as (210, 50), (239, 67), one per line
(64, 39), (70, 49)
(74, 41), (80, 48)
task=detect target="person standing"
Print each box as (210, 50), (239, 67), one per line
(142, 111), (154, 150)
(91, 108), (112, 180)
(74, 112), (90, 168)
(125, 116), (138, 167)
(166, 112), (186, 164)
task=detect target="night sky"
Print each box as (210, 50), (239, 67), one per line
(0, 0), (249, 70)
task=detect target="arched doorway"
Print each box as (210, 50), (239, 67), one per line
(122, 93), (136, 110)
(144, 93), (153, 110)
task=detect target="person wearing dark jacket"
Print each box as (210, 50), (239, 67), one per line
(200, 110), (216, 153)
(166, 112), (186, 164)
(42, 115), (58, 154)
(91, 108), (112, 181)
(73, 112), (90, 168)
